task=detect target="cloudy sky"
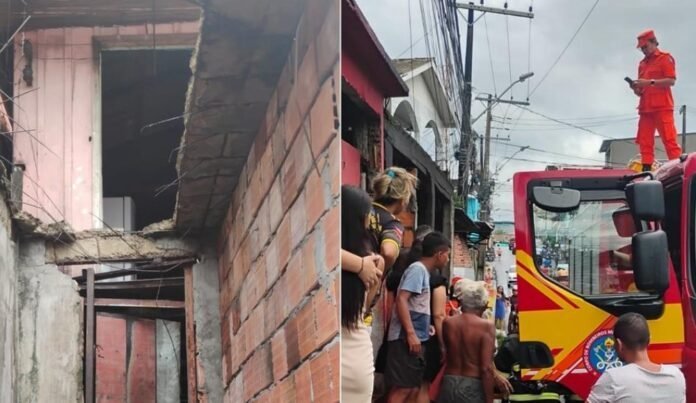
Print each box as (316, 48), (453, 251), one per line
(356, 0), (696, 221)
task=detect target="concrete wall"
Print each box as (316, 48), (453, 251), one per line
(16, 240), (83, 403)
(217, 0), (340, 401)
(192, 246), (224, 402)
(12, 22), (198, 230)
(0, 187), (17, 402)
(156, 320), (181, 403)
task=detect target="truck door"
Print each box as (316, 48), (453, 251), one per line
(513, 170), (684, 399)
(681, 156), (696, 402)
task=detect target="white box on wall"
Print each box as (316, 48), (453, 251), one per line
(101, 197), (136, 279)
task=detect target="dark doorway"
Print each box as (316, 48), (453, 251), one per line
(101, 49), (192, 230)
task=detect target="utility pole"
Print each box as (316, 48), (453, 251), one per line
(455, 1), (533, 208)
(680, 105), (687, 151)
(476, 94), (529, 222)
(481, 94), (493, 221)
(456, 3), (475, 203)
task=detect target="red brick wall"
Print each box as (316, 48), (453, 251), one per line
(453, 234), (472, 268)
(217, 1), (340, 402)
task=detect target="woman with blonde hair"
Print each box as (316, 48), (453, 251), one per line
(369, 166), (419, 269)
(366, 167), (419, 398)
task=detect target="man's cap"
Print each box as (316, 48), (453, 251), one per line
(637, 29), (656, 48)
(451, 276), (463, 287)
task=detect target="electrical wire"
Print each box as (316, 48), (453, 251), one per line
(505, 15), (513, 91)
(483, 14), (497, 95)
(530, 0), (600, 96)
(512, 105), (620, 140)
(489, 138), (622, 166)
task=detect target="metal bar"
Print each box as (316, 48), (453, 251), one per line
(84, 268), (95, 403)
(94, 298), (185, 309)
(72, 258), (195, 283)
(80, 277), (184, 291)
(455, 3), (534, 19)
(475, 96), (530, 106)
(184, 266), (197, 401)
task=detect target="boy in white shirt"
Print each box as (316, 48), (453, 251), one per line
(588, 312), (685, 403)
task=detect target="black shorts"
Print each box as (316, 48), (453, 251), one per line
(423, 337), (443, 382)
(384, 339), (426, 388)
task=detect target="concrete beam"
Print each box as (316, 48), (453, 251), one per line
(44, 231), (198, 265)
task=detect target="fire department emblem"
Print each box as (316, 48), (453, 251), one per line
(583, 329), (623, 376)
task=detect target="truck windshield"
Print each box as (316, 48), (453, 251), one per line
(532, 199), (639, 296)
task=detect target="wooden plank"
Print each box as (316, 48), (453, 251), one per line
(95, 314), (127, 402)
(84, 268), (95, 403)
(184, 266), (197, 402)
(127, 319), (157, 403)
(94, 298), (185, 309)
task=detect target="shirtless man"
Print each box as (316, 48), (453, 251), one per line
(439, 279), (496, 403)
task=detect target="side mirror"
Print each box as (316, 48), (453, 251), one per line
(532, 186), (581, 213)
(626, 180), (664, 221)
(632, 230), (669, 293)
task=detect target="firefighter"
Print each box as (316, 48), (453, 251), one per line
(630, 30), (681, 172)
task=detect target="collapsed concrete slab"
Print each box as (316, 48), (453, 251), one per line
(44, 230), (199, 265)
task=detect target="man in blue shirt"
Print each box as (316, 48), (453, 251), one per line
(385, 232), (451, 403)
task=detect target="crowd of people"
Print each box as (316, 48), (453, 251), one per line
(340, 167), (512, 403)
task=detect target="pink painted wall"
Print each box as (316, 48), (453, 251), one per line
(13, 22), (199, 231)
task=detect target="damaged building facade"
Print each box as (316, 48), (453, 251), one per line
(0, 0), (339, 401)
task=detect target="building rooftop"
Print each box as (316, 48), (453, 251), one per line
(599, 132), (696, 153)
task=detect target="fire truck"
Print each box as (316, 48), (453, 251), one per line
(498, 156), (696, 401)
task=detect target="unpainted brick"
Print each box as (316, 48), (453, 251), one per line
(269, 175), (284, 234)
(304, 169), (325, 232)
(309, 351), (335, 402)
(324, 207), (340, 270)
(309, 77), (337, 157)
(265, 240), (280, 288)
(243, 343), (272, 401)
(301, 233), (319, 291)
(284, 315), (300, 370)
(276, 216), (292, 274)
(294, 43), (320, 123)
(286, 253), (305, 311)
(314, 0), (339, 81)
(270, 328), (288, 382)
(294, 360), (313, 403)
(296, 302), (317, 360)
(289, 192), (307, 251)
(314, 277), (339, 347)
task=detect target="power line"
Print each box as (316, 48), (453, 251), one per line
(512, 105), (620, 140)
(482, 14), (497, 95)
(489, 138), (621, 166)
(530, 0), (600, 96)
(496, 112), (636, 122)
(505, 15), (513, 89)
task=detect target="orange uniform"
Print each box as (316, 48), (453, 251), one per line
(635, 45), (681, 165)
